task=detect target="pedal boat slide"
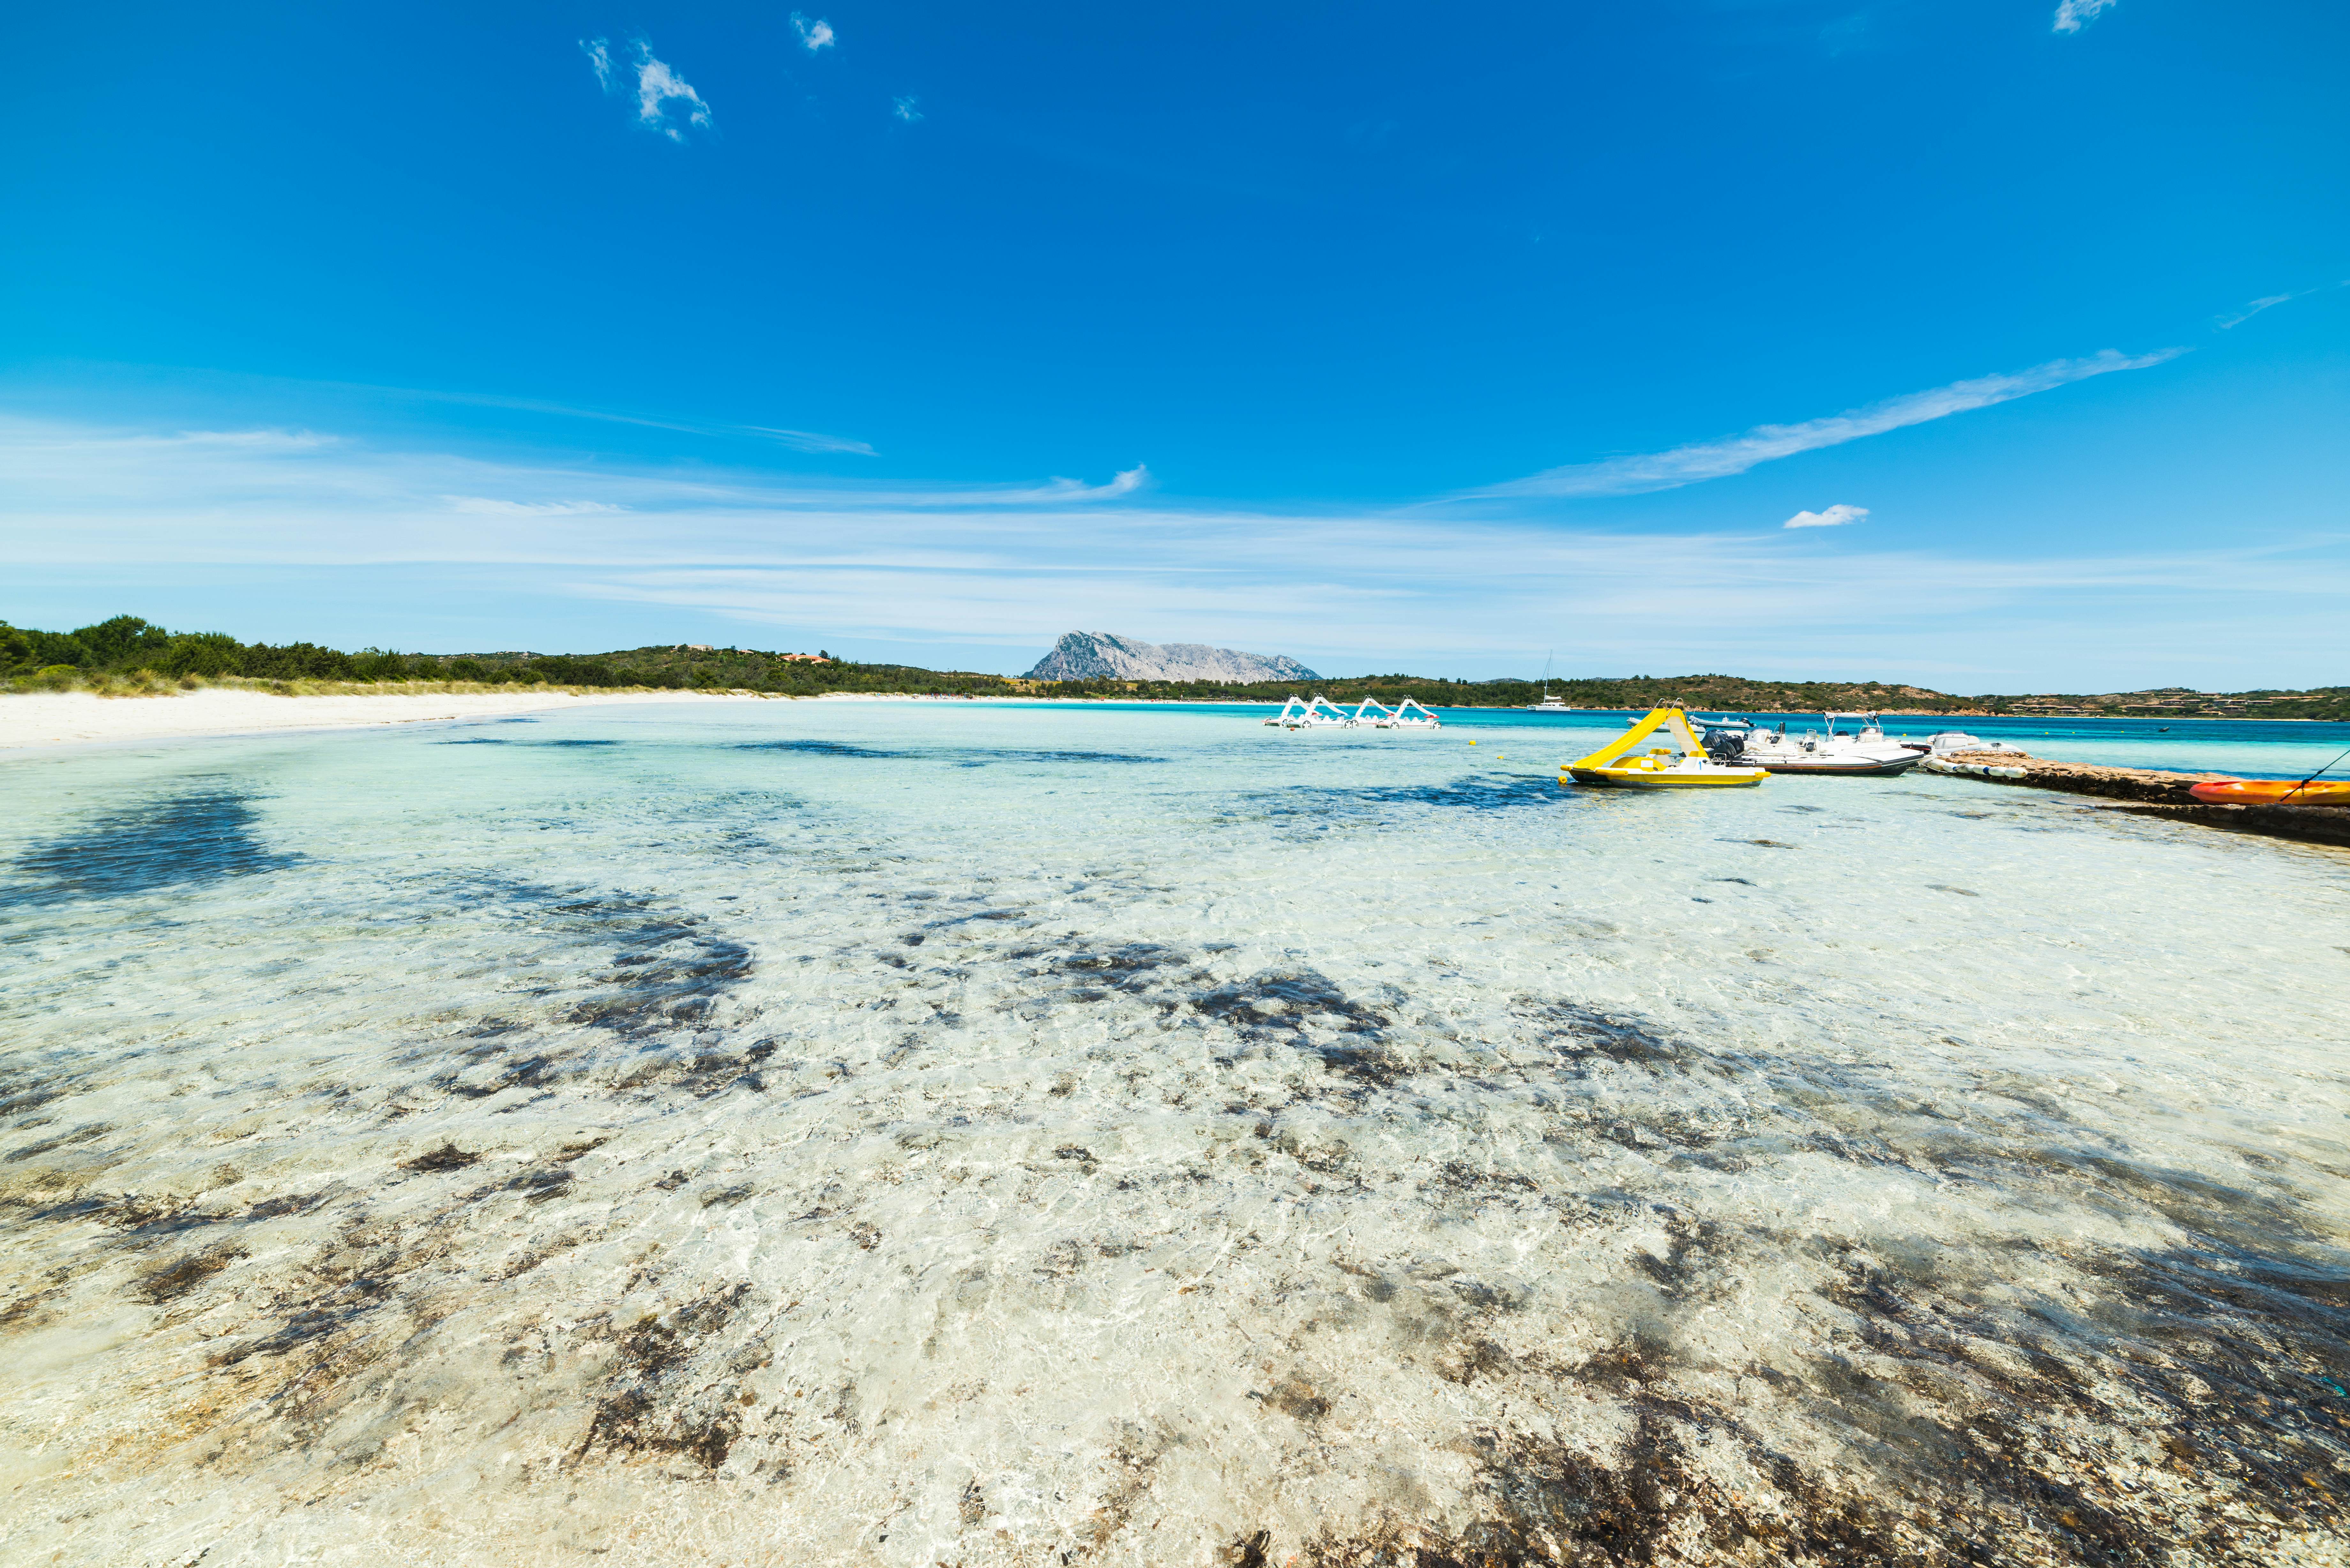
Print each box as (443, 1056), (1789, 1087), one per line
(1563, 706), (1768, 789)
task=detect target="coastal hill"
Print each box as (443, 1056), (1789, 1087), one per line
(3, 615), (2344, 719)
(1025, 631), (1317, 683)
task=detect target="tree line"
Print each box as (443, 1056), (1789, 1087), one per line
(3, 615), (2341, 717)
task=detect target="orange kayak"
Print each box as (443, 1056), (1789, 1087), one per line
(2189, 779), (2350, 806)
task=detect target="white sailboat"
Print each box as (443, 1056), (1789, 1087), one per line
(1523, 650), (1570, 711)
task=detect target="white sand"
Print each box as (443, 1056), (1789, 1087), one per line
(0, 688), (781, 751)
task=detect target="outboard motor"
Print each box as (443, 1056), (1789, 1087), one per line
(1701, 727), (1747, 763)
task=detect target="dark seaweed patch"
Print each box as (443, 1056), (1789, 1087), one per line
(1223, 1531), (1272, 1568)
(734, 740), (1161, 766)
(1513, 1001), (1686, 1071)
(614, 1040), (777, 1097)
(1051, 943), (1189, 996)
(442, 1050), (568, 1099)
(1193, 970), (1385, 1039)
(133, 1246), (246, 1304)
(736, 740), (906, 758)
(969, 749), (1165, 765)
(1300, 1406), (1909, 1568)
(1256, 1374), (1330, 1421)
(3, 790), (298, 907)
(499, 1167), (575, 1203)
(1263, 776), (1580, 818)
(3, 1122), (110, 1163)
(576, 1283), (753, 1470)
(1191, 970), (1409, 1086)
(513, 891), (753, 1038)
(1792, 1235), (2350, 1563)
(400, 1143), (481, 1173)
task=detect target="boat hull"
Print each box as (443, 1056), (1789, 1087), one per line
(1744, 753), (1924, 777)
(1568, 766), (1766, 789)
(2188, 779), (2350, 805)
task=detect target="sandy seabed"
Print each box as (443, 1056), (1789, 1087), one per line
(0, 689), (788, 751)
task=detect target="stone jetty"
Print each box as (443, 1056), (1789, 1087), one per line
(1923, 751), (2350, 848)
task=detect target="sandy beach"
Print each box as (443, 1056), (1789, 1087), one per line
(0, 688), (782, 751)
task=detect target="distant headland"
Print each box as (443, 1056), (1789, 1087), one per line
(1025, 631), (1316, 684)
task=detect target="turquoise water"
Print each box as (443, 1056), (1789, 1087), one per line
(3, 701), (2346, 1565)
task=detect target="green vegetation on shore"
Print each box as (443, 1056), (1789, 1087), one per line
(4, 615), (2344, 719)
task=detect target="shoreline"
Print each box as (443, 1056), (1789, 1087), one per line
(0, 688), (783, 753)
(6, 686), (2346, 758)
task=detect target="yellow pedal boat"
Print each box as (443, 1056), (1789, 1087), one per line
(1563, 706), (1768, 789)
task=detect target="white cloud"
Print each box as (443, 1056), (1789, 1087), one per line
(445, 497), (626, 516)
(739, 426), (877, 456)
(5, 412), (2346, 686)
(1473, 348), (2184, 499)
(1044, 465), (1147, 501)
(582, 37), (713, 142)
(2052, 0), (2117, 34)
(893, 96), (923, 123)
(1785, 504), (1869, 530)
(2215, 282), (2349, 330)
(2217, 294), (2293, 329)
(581, 38), (616, 91)
(792, 13), (836, 51)
(343, 384), (877, 455)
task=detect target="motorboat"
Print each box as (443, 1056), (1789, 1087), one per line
(1917, 730), (2026, 757)
(1699, 713), (1924, 777)
(1565, 707), (1767, 789)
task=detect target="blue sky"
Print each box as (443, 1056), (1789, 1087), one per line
(3, 0), (2345, 689)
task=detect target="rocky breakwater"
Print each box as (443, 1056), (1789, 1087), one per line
(1924, 750), (2350, 849)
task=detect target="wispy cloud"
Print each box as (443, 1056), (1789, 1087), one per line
(1785, 504), (1868, 530)
(2216, 282), (2347, 329)
(581, 37), (713, 142)
(2052, 0), (2117, 34)
(6, 412), (2345, 689)
(738, 426), (879, 456)
(792, 13), (836, 51)
(583, 38), (616, 91)
(893, 96), (923, 123)
(445, 497), (626, 517)
(1472, 349), (2184, 500)
(329, 382), (876, 455)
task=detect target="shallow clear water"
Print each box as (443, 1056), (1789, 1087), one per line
(3, 701), (2347, 1566)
